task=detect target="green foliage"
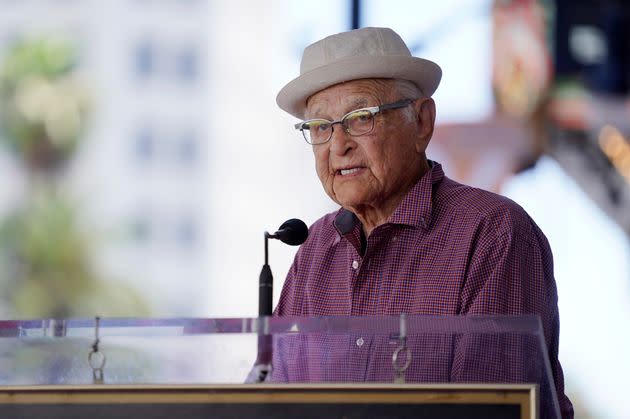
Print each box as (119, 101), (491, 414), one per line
(0, 36), (89, 171)
(0, 35), (151, 319)
(0, 189), (151, 318)
(0, 37), (75, 90)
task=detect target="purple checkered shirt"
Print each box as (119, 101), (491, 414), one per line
(275, 162), (573, 418)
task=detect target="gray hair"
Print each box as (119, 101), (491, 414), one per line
(393, 79), (423, 100)
(366, 78), (423, 102)
(391, 79), (423, 122)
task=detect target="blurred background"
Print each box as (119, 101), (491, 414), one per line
(0, 0), (628, 417)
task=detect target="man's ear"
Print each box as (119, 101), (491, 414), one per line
(414, 97), (436, 153)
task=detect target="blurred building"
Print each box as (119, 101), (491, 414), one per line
(0, 0), (210, 315)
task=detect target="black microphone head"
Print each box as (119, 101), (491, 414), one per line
(275, 218), (308, 246)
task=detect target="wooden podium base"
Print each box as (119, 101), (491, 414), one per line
(0, 383), (537, 418)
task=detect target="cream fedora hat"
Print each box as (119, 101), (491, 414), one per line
(276, 27), (442, 119)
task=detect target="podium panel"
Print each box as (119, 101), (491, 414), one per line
(0, 384), (536, 419)
(0, 316), (560, 419)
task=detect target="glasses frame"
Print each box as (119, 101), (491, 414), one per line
(294, 98), (416, 145)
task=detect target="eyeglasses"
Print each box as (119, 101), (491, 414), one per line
(294, 98), (416, 145)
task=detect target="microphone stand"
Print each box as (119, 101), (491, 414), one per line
(248, 232), (274, 383)
(259, 232), (273, 316)
(247, 219), (307, 383)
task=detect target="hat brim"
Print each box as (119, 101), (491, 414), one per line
(276, 55), (442, 119)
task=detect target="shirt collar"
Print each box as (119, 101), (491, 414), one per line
(333, 207), (359, 235)
(334, 161), (444, 235)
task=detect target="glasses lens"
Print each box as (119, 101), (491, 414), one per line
(343, 110), (374, 136)
(302, 119), (331, 144)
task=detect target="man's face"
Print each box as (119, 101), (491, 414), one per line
(305, 79), (434, 215)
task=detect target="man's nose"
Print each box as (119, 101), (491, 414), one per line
(328, 123), (354, 155)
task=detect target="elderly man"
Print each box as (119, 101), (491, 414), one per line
(274, 27), (572, 418)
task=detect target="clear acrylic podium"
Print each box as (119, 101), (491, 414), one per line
(0, 315), (560, 419)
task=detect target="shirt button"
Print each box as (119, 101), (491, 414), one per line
(392, 236), (398, 242)
(356, 337), (364, 347)
(352, 260), (359, 270)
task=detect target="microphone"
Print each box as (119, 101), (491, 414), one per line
(267, 218), (308, 246)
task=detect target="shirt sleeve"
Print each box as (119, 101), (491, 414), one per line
(455, 209), (573, 419)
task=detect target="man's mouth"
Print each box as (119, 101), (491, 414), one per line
(338, 167), (363, 176)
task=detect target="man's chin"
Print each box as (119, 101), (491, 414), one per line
(337, 197), (369, 213)
(332, 185), (375, 210)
